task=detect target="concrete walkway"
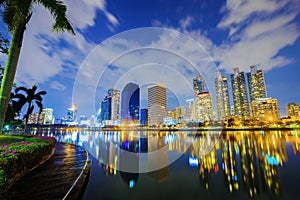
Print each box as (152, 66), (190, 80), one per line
(5, 143), (88, 199)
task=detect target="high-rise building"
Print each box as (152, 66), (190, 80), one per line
(185, 98), (195, 122)
(41, 108), (54, 124)
(193, 74), (205, 95)
(67, 104), (77, 122)
(140, 108), (148, 126)
(195, 92), (213, 122)
(100, 96), (111, 123)
(121, 83), (140, 122)
(100, 89), (120, 125)
(286, 103), (300, 118)
(174, 106), (185, 124)
(215, 72), (231, 120)
(148, 84), (167, 125)
(231, 68), (250, 119)
(247, 65), (267, 102)
(250, 98), (280, 121)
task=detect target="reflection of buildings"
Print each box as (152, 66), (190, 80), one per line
(215, 72), (231, 120)
(148, 133), (169, 183)
(231, 68), (250, 119)
(220, 135), (239, 192)
(148, 84), (167, 125)
(121, 83), (140, 122)
(250, 98), (280, 120)
(247, 65), (267, 102)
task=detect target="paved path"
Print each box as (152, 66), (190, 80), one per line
(5, 143), (87, 200)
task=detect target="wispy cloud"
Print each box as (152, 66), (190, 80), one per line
(50, 81), (66, 91)
(14, 0), (120, 88)
(213, 0), (300, 73)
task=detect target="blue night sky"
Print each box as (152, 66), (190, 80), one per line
(0, 0), (300, 119)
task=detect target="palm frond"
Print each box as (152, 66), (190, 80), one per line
(36, 0), (75, 35)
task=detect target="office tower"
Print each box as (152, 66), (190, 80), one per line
(185, 98), (195, 122)
(286, 103), (300, 118)
(250, 98), (280, 120)
(67, 104), (77, 122)
(148, 84), (167, 125)
(121, 83), (140, 122)
(108, 89), (120, 123)
(215, 72), (231, 120)
(174, 106), (185, 124)
(167, 110), (175, 119)
(100, 96), (111, 123)
(100, 89), (120, 125)
(140, 108), (148, 126)
(41, 108), (54, 124)
(193, 73), (205, 95)
(231, 68), (250, 119)
(195, 92), (213, 122)
(247, 65), (267, 102)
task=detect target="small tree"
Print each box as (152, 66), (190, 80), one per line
(14, 85), (46, 133)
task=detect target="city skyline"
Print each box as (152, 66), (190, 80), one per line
(0, 0), (299, 118)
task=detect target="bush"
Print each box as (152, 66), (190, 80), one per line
(0, 136), (56, 193)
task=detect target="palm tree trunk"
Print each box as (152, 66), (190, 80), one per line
(0, 19), (28, 133)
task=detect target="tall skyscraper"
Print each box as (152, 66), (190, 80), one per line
(195, 92), (213, 122)
(174, 106), (185, 124)
(140, 108), (148, 126)
(247, 65), (267, 102)
(148, 84), (167, 125)
(193, 74), (205, 95)
(286, 103), (300, 118)
(215, 72), (231, 120)
(250, 98), (280, 120)
(42, 108), (54, 124)
(67, 104), (77, 122)
(100, 89), (120, 125)
(185, 98), (195, 122)
(121, 82), (140, 122)
(231, 68), (250, 119)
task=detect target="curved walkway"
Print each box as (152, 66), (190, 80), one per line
(5, 143), (88, 199)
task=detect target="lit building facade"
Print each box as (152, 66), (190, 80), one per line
(215, 72), (231, 120)
(100, 89), (120, 125)
(148, 84), (167, 125)
(185, 98), (195, 122)
(121, 83), (140, 122)
(231, 68), (250, 119)
(286, 103), (300, 118)
(67, 104), (77, 123)
(174, 106), (185, 124)
(247, 65), (267, 102)
(250, 98), (280, 121)
(195, 92), (213, 122)
(41, 108), (54, 124)
(140, 108), (148, 126)
(193, 73), (205, 95)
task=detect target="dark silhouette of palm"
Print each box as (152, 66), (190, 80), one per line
(15, 85), (47, 132)
(0, 0), (75, 132)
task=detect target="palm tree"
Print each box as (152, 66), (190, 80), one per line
(15, 85), (46, 133)
(0, 0), (75, 132)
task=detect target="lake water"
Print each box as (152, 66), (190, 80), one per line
(39, 129), (300, 200)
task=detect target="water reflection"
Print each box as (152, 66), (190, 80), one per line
(33, 129), (300, 199)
